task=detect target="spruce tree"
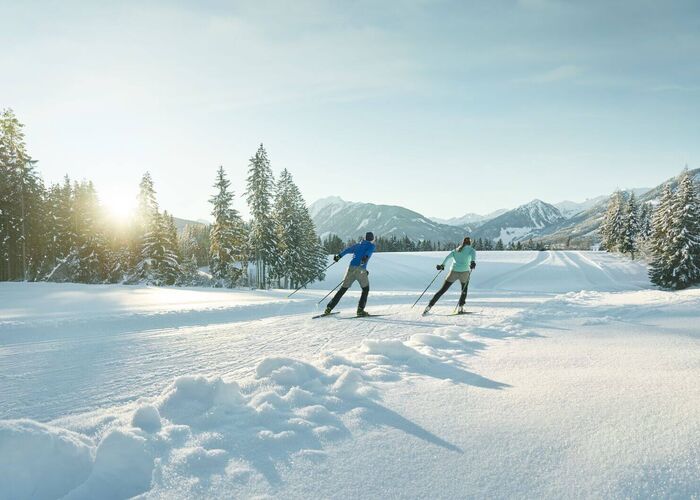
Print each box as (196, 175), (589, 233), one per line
(650, 171), (700, 289)
(132, 172), (161, 283)
(600, 190), (627, 252)
(649, 184), (674, 265)
(157, 211), (181, 285)
(72, 181), (109, 283)
(619, 192), (639, 258)
(246, 144), (276, 288)
(209, 166), (246, 287)
(0, 109), (44, 281)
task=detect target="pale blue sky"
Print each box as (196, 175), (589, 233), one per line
(2, 0), (699, 220)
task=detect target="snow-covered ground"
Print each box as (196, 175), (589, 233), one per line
(1, 251), (698, 499)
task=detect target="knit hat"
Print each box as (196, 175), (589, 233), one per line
(365, 231), (375, 241)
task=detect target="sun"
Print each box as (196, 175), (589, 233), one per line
(100, 191), (136, 224)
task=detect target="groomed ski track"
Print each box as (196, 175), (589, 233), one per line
(1, 251), (698, 499)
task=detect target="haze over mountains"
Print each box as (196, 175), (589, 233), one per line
(308, 169), (699, 247)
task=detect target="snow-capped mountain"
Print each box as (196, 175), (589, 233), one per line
(471, 199), (566, 244)
(430, 209), (508, 227)
(309, 197), (471, 244)
(539, 170), (698, 246)
(554, 188), (651, 218)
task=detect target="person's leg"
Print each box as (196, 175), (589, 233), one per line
(327, 287), (349, 311)
(357, 269), (370, 313)
(458, 271), (471, 306)
(327, 267), (357, 311)
(428, 272), (457, 307)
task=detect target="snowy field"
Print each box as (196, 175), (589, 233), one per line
(1, 251), (699, 499)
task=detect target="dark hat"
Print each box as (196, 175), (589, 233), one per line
(365, 231), (375, 241)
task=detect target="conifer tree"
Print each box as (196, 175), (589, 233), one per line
(0, 109), (44, 281)
(132, 172), (163, 283)
(246, 144), (276, 288)
(649, 184), (674, 262)
(619, 192), (639, 258)
(600, 190), (627, 252)
(157, 211), (181, 285)
(209, 166), (246, 287)
(649, 171), (700, 289)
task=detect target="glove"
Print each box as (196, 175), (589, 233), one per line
(333, 254), (341, 262)
(360, 255), (369, 264)
(470, 261), (476, 270)
(436, 264), (445, 271)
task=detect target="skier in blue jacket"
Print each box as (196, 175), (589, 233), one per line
(324, 232), (376, 317)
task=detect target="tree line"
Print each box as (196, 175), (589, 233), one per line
(0, 109), (326, 289)
(600, 169), (700, 289)
(321, 233), (546, 254)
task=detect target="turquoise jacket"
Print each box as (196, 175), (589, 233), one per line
(441, 246), (476, 272)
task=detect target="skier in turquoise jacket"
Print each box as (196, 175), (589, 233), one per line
(423, 237), (476, 315)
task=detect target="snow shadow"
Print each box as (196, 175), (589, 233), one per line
(1, 355), (465, 498)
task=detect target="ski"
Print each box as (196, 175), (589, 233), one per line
(339, 313), (393, 319)
(312, 312), (340, 319)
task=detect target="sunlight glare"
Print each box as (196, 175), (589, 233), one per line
(101, 191), (136, 224)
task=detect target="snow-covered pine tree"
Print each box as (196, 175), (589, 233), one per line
(72, 181), (109, 283)
(289, 172), (326, 288)
(245, 144), (276, 288)
(179, 223), (210, 269)
(0, 109), (45, 281)
(209, 166), (246, 287)
(177, 254), (204, 286)
(619, 192), (639, 259)
(156, 211), (181, 285)
(495, 239), (504, 251)
(600, 190), (627, 252)
(650, 171), (700, 289)
(270, 169), (298, 288)
(131, 172), (162, 283)
(638, 202), (653, 240)
(648, 183), (674, 279)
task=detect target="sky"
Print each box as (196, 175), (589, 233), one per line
(2, 0), (699, 221)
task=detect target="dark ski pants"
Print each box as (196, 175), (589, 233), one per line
(327, 265), (370, 311)
(428, 270), (471, 307)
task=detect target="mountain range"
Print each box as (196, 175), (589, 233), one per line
(309, 168), (699, 247)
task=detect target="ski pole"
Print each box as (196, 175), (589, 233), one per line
(287, 261), (337, 298)
(411, 269), (442, 308)
(318, 280), (343, 305)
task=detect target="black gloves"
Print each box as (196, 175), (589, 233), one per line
(470, 261), (476, 270)
(361, 255), (369, 264)
(333, 254), (341, 262)
(436, 264), (445, 271)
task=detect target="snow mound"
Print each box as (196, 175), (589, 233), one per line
(131, 404), (162, 433)
(0, 420), (93, 500)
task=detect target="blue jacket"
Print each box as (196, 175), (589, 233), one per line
(340, 240), (375, 269)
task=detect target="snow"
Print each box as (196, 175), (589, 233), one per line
(497, 226), (534, 244)
(1, 251), (699, 498)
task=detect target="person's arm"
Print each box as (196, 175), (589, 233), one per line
(442, 251), (455, 266)
(437, 251), (454, 270)
(339, 244), (357, 258)
(470, 248), (477, 269)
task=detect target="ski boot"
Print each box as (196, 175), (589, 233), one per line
(356, 308), (370, 317)
(323, 306), (333, 316)
(422, 305), (431, 316)
(457, 305), (465, 314)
